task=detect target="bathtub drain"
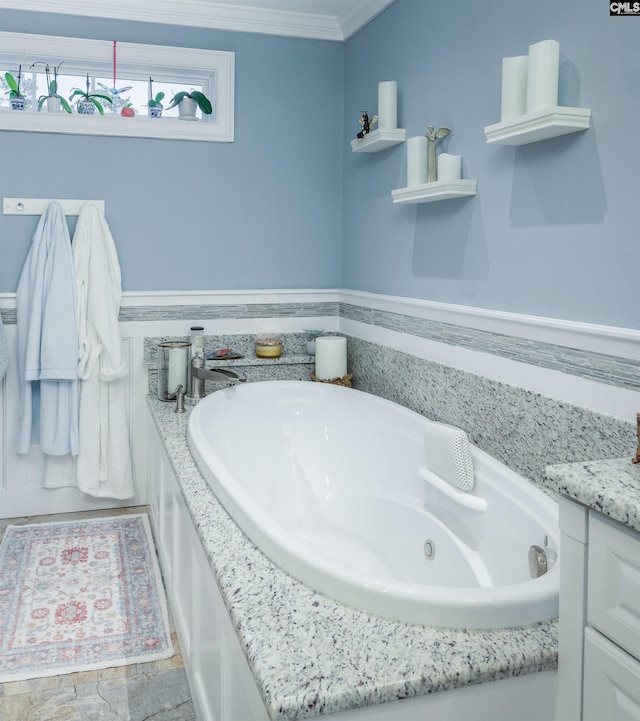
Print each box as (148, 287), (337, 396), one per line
(423, 540), (435, 560)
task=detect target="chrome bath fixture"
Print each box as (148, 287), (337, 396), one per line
(528, 545), (548, 578)
(189, 356), (246, 399)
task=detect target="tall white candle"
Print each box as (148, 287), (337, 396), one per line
(378, 81), (398, 130)
(406, 136), (428, 187)
(437, 153), (462, 181)
(168, 347), (188, 393)
(501, 55), (528, 121)
(526, 39), (559, 114)
(315, 336), (347, 380)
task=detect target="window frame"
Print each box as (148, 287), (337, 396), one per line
(0, 32), (235, 142)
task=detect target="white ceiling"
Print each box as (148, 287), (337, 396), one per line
(0, 0), (397, 40)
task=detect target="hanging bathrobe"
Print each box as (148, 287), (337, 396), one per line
(0, 312), (7, 382)
(16, 202), (79, 455)
(72, 201), (133, 499)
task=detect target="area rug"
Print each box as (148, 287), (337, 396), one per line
(0, 513), (174, 682)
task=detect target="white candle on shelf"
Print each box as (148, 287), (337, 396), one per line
(501, 55), (528, 121)
(526, 39), (559, 113)
(168, 347), (188, 393)
(437, 153), (462, 181)
(378, 81), (398, 129)
(406, 136), (428, 187)
(315, 336), (347, 380)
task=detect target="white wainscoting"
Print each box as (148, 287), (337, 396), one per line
(1, 287), (636, 519)
(338, 289), (640, 422)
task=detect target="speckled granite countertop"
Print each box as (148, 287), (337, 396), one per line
(545, 457), (640, 533)
(147, 395), (557, 721)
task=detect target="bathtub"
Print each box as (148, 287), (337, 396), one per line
(188, 380), (559, 629)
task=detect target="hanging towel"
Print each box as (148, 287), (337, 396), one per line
(0, 312), (7, 381)
(71, 201), (133, 499)
(16, 202), (79, 455)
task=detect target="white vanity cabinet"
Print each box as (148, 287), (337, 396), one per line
(146, 416), (270, 721)
(556, 498), (640, 721)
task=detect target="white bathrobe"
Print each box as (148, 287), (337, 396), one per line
(0, 313), (7, 381)
(72, 201), (133, 499)
(16, 202), (79, 455)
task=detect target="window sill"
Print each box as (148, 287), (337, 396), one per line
(0, 108), (233, 142)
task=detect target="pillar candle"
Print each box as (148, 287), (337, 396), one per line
(526, 39), (559, 114)
(501, 55), (528, 121)
(168, 347), (188, 394)
(437, 153), (462, 181)
(315, 336), (347, 380)
(406, 136), (428, 187)
(378, 81), (398, 130)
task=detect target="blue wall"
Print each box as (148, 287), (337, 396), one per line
(342, 0), (639, 328)
(1, 2), (638, 330)
(0, 11), (344, 292)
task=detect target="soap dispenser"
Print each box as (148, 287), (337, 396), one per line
(189, 335), (206, 399)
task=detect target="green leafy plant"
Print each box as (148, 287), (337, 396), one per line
(4, 66), (25, 99)
(147, 91), (165, 109)
(166, 89), (212, 115)
(69, 74), (113, 115)
(32, 62), (72, 113)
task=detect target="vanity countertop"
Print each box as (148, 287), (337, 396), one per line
(147, 396), (557, 721)
(545, 457), (640, 533)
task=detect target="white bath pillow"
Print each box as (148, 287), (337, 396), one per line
(423, 421), (475, 492)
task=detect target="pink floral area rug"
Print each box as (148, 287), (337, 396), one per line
(0, 513), (174, 682)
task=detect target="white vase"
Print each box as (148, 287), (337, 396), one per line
(46, 97), (61, 113)
(178, 97), (198, 120)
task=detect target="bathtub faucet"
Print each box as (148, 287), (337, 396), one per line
(189, 357), (246, 399)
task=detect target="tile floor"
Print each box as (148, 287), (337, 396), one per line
(0, 506), (197, 721)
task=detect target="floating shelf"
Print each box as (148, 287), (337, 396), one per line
(484, 106), (591, 146)
(391, 179), (477, 204)
(351, 128), (406, 153)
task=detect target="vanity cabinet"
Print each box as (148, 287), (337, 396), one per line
(556, 499), (640, 721)
(146, 416), (270, 721)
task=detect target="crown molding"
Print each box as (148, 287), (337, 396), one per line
(0, 0), (395, 40)
(338, 0), (395, 39)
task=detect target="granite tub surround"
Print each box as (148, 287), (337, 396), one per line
(145, 332), (316, 396)
(545, 458), (640, 532)
(147, 396), (558, 721)
(144, 332), (315, 366)
(347, 337), (636, 495)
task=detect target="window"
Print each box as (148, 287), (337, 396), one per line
(0, 32), (235, 142)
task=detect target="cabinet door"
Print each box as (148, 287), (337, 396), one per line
(583, 627), (640, 721)
(588, 512), (640, 661)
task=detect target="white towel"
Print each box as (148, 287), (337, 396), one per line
(0, 312), (7, 381)
(16, 202), (79, 455)
(70, 201), (132, 499)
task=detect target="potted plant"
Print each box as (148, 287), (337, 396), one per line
(147, 92), (165, 118)
(69, 74), (113, 115)
(4, 66), (26, 110)
(32, 62), (72, 113)
(166, 89), (212, 120)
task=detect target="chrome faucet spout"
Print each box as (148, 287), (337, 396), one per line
(188, 356), (246, 399)
(192, 365), (246, 384)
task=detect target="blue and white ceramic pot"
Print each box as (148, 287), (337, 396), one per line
(77, 98), (95, 115)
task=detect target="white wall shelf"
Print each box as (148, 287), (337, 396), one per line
(484, 106), (591, 146)
(351, 128), (405, 153)
(391, 179), (477, 204)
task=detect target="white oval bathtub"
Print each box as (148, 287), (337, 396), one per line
(187, 381), (560, 629)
